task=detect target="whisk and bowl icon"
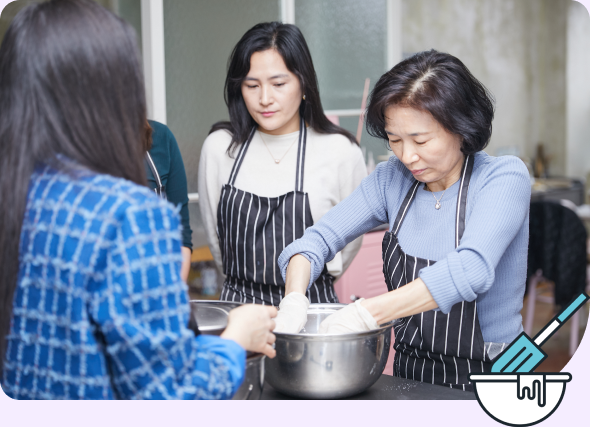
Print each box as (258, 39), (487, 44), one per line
(470, 292), (588, 426)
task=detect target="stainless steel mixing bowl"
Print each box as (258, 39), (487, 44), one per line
(265, 303), (393, 399)
(188, 300), (265, 400)
(188, 300), (242, 336)
(231, 353), (265, 400)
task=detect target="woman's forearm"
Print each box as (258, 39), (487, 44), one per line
(181, 246), (192, 282)
(284, 254), (311, 295)
(278, 169), (389, 286)
(361, 278), (438, 324)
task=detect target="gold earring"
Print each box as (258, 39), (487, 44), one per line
(303, 95), (306, 100)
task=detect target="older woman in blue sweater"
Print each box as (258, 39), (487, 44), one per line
(277, 50), (530, 391)
(0, 0), (276, 400)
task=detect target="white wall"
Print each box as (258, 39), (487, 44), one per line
(402, 0), (569, 175)
(566, 1), (590, 181)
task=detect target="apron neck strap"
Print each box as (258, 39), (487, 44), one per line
(454, 154), (474, 247)
(227, 126), (256, 186)
(145, 152), (164, 196)
(392, 180), (421, 235)
(227, 116), (308, 191)
(294, 116), (307, 192)
(392, 154), (474, 248)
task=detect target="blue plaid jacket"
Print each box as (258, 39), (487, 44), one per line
(2, 165), (245, 399)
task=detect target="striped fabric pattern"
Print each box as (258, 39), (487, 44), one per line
(2, 165), (244, 400)
(382, 157), (489, 391)
(217, 118), (338, 306)
(221, 271), (338, 305)
(217, 188), (309, 286)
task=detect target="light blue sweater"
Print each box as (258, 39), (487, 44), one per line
(278, 151), (531, 344)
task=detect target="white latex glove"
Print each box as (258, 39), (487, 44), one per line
(273, 293), (310, 333)
(319, 299), (379, 334)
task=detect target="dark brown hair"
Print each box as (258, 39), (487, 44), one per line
(144, 119), (153, 151)
(210, 21), (358, 155)
(366, 49), (495, 155)
(0, 0), (147, 372)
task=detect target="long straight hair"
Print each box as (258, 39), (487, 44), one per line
(0, 0), (147, 372)
(210, 21), (358, 155)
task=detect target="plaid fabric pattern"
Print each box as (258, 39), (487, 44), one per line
(2, 165), (245, 399)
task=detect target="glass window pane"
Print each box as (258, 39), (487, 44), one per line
(164, 0), (279, 248)
(117, 0), (142, 50)
(295, 0), (390, 160)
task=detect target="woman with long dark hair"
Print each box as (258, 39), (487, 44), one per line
(279, 50), (531, 391)
(0, 0), (276, 400)
(198, 22), (367, 332)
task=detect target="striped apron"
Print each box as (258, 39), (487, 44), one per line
(216, 117), (338, 306)
(145, 152), (166, 199)
(383, 155), (491, 391)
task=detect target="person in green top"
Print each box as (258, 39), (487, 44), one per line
(145, 120), (193, 281)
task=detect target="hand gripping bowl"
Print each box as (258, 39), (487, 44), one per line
(188, 300), (265, 400)
(469, 373), (572, 426)
(265, 304), (394, 399)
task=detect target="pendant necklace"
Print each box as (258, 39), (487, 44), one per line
(426, 184), (447, 210)
(259, 131), (299, 164)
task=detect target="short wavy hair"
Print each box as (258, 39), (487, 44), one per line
(366, 50), (495, 155)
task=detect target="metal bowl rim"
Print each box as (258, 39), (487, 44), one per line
(274, 321), (393, 340)
(189, 299), (244, 305)
(189, 300), (244, 333)
(189, 301), (393, 339)
(246, 353), (266, 361)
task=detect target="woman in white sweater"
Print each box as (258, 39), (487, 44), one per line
(198, 22), (366, 329)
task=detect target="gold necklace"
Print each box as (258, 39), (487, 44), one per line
(259, 131), (299, 164)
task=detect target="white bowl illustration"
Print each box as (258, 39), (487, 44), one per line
(469, 373), (572, 426)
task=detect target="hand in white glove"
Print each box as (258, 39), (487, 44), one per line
(273, 293), (310, 333)
(319, 299), (379, 334)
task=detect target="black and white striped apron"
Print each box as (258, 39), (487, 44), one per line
(216, 117), (338, 305)
(383, 155), (491, 391)
(145, 152), (166, 199)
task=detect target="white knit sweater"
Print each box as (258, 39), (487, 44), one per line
(198, 127), (367, 280)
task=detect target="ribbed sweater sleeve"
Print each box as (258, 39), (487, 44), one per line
(278, 161), (392, 287)
(145, 121), (193, 250)
(279, 154), (530, 307)
(420, 156), (531, 313)
(164, 125), (193, 250)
